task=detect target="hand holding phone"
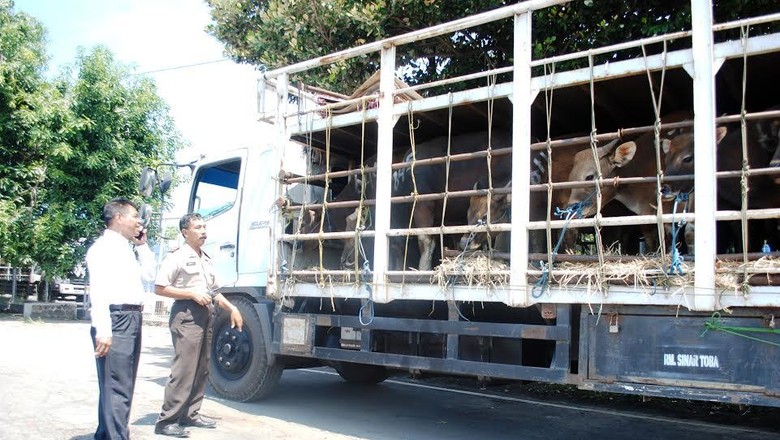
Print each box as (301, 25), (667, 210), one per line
(133, 229), (147, 245)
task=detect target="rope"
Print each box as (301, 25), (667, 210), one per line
(318, 108), (333, 288)
(358, 236), (375, 325)
(543, 62), (556, 262)
(701, 312), (780, 347)
(641, 40), (669, 261)
(355, 102), (374, 325)
(436, 95), (454, 274)
(443, 223), (479, 322)
(352, 103), (369, 281)
(531, 200), (589, 298)
(405, 101), (420, 274)
(484, 73), (497, 267)
(738, 25), (751, 287)
(587, 53), (606, 291)
(668, 192), (690, 276)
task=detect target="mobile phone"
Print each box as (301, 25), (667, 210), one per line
(135, 230), (145, 240)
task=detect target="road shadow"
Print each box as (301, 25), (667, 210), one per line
(132, 412), (158, 427)
(142, 345), (173, 369)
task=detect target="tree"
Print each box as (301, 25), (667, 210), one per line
(29, 46), (183, 278)
(205, 0), (778, 94)
(1, 2), (184, 289)
(0, 0), (69, 268)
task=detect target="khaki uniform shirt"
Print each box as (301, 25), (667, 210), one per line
(156, 243), (219, 296)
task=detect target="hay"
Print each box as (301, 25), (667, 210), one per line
(432, 255), (510, 289)
(549, 256), (693, 290)
(715, 256), (780, 292)
(433, 254), (778, 293)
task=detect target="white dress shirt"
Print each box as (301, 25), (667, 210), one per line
(86, 229), (156, 338)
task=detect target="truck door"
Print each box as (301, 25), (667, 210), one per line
(189, 154), (245, 286)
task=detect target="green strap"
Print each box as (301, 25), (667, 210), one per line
(701, 312), (780, 347)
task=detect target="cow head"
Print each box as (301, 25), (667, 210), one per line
(460, 180), (512, 251)
(565, 139), (637, 217)
(662, 126), (729, 195)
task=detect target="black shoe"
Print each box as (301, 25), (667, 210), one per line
(179, 416), (217, 429)
(154, 423), (190, 437)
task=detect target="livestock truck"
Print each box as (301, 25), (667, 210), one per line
(172, 0), (780, 407)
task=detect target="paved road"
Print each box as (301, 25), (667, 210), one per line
(0, 315), (777, 440)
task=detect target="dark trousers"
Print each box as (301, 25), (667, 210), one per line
(91, 310), (143, 440)
(156, 300), (213, 427)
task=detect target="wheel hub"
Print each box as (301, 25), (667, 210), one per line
(214, 327), (251, 377)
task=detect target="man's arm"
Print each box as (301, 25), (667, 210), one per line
(154, 284), (212, 306)
(214, 293), (243, 331)
(86, 244), (112, 357)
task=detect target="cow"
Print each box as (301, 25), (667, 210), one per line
(459, 145), (579, 254)
(754, 108), (780, 181)
(663, 114), (780, 252)
(391, 130), (514, 270)
(564, 133), (691, 254)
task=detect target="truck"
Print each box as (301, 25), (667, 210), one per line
(164, 0), (780, 407)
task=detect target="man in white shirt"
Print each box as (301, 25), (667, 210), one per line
(86, 198), (156, 440)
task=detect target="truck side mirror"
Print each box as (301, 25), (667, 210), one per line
(139, 203), (153, 227)
(139, 168), (156, 197)
(159, 170), (173, 195)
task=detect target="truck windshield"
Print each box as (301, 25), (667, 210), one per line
(192, 159), (241, 220)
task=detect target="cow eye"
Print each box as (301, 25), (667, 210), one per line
(585, 174), (595, 181)
(682, 155), (693, 164)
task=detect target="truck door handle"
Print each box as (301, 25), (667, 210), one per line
(220, 243), (236, 250)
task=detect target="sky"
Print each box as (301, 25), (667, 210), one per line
(13, 0), (274, 216)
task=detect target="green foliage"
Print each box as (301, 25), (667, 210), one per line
(205, 0), (778, 94)
(0, 2), (184, 279)
(31, 47), (182, 277)
(0, 0), (67, 267)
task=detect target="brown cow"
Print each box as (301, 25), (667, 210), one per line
(663, 116), (780, 252)
(460, 145), (581, 254)
(565, 133), (687, 253)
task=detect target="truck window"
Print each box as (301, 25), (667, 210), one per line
(191, 159), (241, 220)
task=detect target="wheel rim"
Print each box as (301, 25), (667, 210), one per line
(213, 325), (253, 380)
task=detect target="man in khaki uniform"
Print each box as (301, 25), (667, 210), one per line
(153, 213), (243, 438)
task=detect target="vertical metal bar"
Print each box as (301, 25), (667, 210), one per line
(447, 301), (460, 359)
(256, 77), (266, 116)
(510, 12), (532, 307)
(690, 0), (718, 311)
(372, 46), (397, 303)
(268, 73), (289, 298)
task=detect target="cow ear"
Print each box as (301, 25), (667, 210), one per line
(597, 138), (621, 159)
(611, 141), (637, 167)
(661, 139), (672, 155)
(715, 126), (728, 145)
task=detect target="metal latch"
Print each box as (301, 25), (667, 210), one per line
(609, 313), (619, 334)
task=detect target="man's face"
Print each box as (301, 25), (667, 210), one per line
(115, 206), (142, 240)
(182, 219), (207, 249)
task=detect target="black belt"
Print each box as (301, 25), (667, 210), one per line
(109, 304), (144, 312)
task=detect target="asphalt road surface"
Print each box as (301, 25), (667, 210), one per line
(0, 315), (777, 440)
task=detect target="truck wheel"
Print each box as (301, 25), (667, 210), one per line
(209, 296), (282, 401)
(335, 362), (389, 385)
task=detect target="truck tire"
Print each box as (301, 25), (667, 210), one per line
(335, 362), (389, 385)
(209, 296), (282, 401)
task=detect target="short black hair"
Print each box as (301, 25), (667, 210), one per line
(179, 212), (204, 232)
(102, 198), (138, 226)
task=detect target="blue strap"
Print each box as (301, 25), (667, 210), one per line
(667, 192), (689, 276)
(532, 200), (590, 298)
